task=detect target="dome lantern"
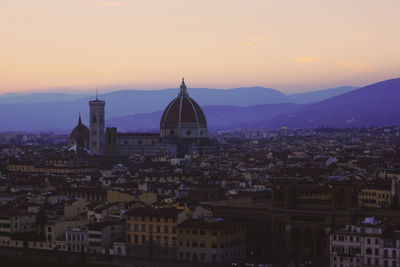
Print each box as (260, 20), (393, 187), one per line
(179, 77), (188, 96)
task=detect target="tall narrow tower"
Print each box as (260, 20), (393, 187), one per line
(89, 96), (105, 155)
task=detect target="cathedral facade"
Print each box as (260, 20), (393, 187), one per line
(80, 79), (213, 157)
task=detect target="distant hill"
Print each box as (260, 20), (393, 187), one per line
(0, 85), (357, 131)
(107, 103), (303, 131)
(258, 78), (400, 129)
(0, 92), (91, 104)
(287, 86), (357, 104)
(108, 79), (398, 131)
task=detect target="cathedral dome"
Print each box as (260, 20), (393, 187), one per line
(70, 115), (89, 140)
(160, 79), (207, 139)
(69, 114), (90, 154)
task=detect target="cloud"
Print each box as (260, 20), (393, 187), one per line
(241, 37), (263, 47)
(241, 42), (254, 47)
(338, 61), (374, 72)
(250, 37), (264, 42)
(83, 2), (128, 7)
(296, 56), (321, 63)
(8, 77), (20, 82)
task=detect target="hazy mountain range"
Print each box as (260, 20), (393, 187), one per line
(0, 78), (399, 132)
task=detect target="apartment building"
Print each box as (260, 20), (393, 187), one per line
(330, 218), (400, 267)
(177, 217), (246, 263)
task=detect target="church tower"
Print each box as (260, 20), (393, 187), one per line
(89, 95), (105, 155)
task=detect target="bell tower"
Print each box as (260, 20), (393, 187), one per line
(89, 94), (105, 155)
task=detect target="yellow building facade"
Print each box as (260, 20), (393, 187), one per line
(125, 207), (188, 259)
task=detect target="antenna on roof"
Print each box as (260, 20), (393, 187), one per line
(96, 89), (98, 100)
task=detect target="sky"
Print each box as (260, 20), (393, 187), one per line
(1, 0), (400, 94)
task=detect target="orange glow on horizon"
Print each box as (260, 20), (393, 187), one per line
(0, 0), (399, 94)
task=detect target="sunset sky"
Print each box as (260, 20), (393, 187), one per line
(1, 0), (400, 94)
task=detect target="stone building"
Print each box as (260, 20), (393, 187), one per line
(177, 217), (246, 263)
(68, 114), (89, 154)
(125, 207), (187, 259)
(102, 79), (213, 157)
(330, 219), (400, 267)
(89, 97), (105, 155)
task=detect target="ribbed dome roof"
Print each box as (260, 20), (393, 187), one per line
(160, 79), (207, 128)
(69, 114), (89, 139)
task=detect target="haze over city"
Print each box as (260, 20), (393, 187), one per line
(1, 0), (400, 93)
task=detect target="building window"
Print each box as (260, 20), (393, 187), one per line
(164, 226), (168, 233)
